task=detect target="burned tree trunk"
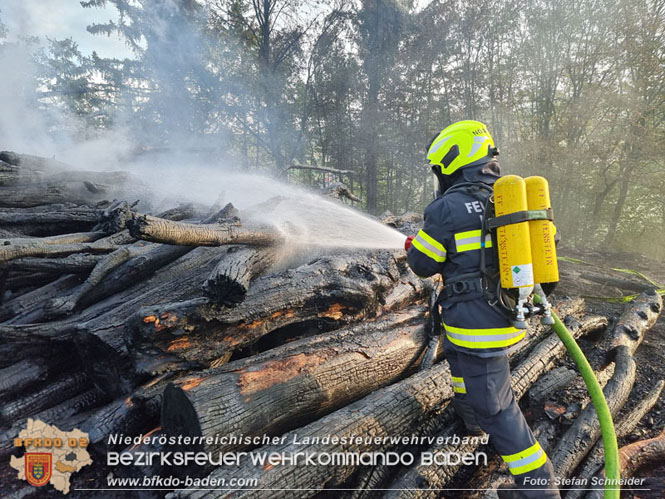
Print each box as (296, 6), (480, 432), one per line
(0, 246), (219, 396)
(586, 430), (665, 499)
(4, 254), (102, 274)
(0, 205), (101, 236)
(566, 379), (665, 499)
(550, 347), (636, 478)
(127, 251), (422, 367)
(0, 184), (99, 208)
(0, 230), (132, 264)
(0, 351), (79, 399)
(0, 372), (91, 425)
(80, 374), (175, 453)
(170, 362), (455, 499)
(608, 289), (663, 354)
(74, 247), (223, 396)
(0, 274), (82, 323)
(550, 290), (663, 479)
(0, 171), (133, 208)
(44, 241), (162, 318)
(0, 150), (77, 171)
(202, 245), (280, 305)
(528, 367), (578, 405)
(127, 213), (282, 246)
(162, 307), (428, 453)
(73, 244), (194, 312)
(0, 159), (35, 186)
(0, 390), (104, 462)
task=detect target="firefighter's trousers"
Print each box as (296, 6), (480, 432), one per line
(443, 336), (560, 498)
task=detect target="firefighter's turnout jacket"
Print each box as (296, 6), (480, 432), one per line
(407, 174), (524, 357)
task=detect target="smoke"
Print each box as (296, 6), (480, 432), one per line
(0, 40), (56, 156)
(0, 3), (406, 250)
(0, 2), (207, 165)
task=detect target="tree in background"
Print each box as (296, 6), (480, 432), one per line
(355, 0), (404, 213)
(4, 0), (665, 258)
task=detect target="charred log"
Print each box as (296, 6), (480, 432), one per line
(202, 245), (280, 305)
(2, 275), (82, 324)
(3, 271), (59, 293)
(44, 242), (159, 318)
(73, 244), (193, 313)
(0, 230), (132, 264)
(0, 372), (91, 425)
(169, 361), (455, 499)
(609, 289), (663, 354)
(0, 391), (103, 462)
(0, 182), (105, 208)
(127, 251), (416, 367)
(0, 159), (37, 186)
(3, 254), (102, 274)
(74, 247), (222, 396)
(31, 388), (105, 425)
(549, 291), (662, 479)
(549, 347), (635, 478)
(0, 354), (77, 399)
(161, 307), (428, 453)
(80, 374), (174, 453)
(0, 150), (72, 171)
(586, 430), (665, 499)
(0, 205), (101, 236)
(566, 379), (665, 499)
(156, 203), (198, 222)
(127, 212), (282, 246)
(528, 367), (578, 405)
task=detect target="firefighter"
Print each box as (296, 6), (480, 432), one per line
(405, 120), (560, 498)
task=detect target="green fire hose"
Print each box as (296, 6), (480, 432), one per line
(535, 295), (620, 499)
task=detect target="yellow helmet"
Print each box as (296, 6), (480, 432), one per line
(426, 120), (497, 175)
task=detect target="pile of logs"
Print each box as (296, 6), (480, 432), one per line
(1, 150), (664, 499)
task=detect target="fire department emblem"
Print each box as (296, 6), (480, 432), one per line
(25, 453), (52, 487)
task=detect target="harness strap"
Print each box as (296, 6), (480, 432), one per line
(487, 208), (553, 230)
(441, 272), (484, 299)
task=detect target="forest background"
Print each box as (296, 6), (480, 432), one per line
(1, 0), (664, 258)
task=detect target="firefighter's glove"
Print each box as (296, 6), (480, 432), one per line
(404, 235), (415, 252)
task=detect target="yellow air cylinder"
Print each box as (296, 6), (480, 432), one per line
(525, 176), (559, 284)
(494, 175), (534, 290)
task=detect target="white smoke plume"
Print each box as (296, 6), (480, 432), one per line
(0, 4), (406, 250)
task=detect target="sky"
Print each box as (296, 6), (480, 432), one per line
(2, 0), (132, 58)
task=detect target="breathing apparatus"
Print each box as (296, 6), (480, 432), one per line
(489, 174), (558, 328)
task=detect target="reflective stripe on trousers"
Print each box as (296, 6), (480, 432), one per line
(502, 441), (548, 475)
(451, 376), (466, 394)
